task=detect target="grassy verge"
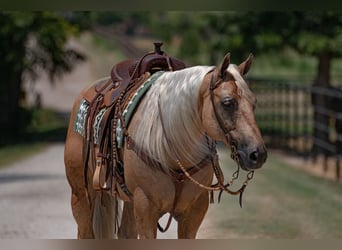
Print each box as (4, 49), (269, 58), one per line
(199, 148), (342, 239)
(0, 108), (68, 169)
(0, 143), (47, 169)
(250, 50), (316, 82)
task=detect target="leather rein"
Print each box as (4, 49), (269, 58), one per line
(172, 73), (255, 208)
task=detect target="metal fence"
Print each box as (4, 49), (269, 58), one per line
(248, 78), (342, 180)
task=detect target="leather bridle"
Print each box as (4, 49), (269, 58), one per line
(209, 74), (238, 152)
(176, 70), (255, 207)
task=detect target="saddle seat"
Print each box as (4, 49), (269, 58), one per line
(84, 42), (186, 108)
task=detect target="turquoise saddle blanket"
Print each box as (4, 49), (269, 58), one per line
(73, 71), (164, 148)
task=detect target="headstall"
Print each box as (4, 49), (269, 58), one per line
(175, 71), (255, 207)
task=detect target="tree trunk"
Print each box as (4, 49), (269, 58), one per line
(312, 53), (331, 156)
(0, 63), (24, 145)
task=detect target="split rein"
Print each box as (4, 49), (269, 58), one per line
(176, 139), (254, 208)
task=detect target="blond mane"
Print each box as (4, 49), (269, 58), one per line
(132, 66), (213, 168)
(131, 64), (253, 170)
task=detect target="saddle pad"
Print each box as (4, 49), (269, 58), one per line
(73, 98), (107, 144)
(73, 71), (164, 146)
(116, 71), (164, 148)
(73, 98), (89, 137)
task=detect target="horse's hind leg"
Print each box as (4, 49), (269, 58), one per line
(65, 164), (95, 238)
(65, 132), (95, 238)
(70, 185), (95, 238)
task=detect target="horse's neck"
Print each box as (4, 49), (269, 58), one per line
(132, 66), (213, 169)
(158, 68), (213, 167)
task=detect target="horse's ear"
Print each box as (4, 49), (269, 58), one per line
(217, 52), (231, 78)
(238, 53), (254, 75)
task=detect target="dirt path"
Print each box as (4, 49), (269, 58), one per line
(0, 144), (76, 238)
(0, 143), (179, 239)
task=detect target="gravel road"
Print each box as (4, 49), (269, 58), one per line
(0, 143), (76, 238)
(0, 143), (179, 239)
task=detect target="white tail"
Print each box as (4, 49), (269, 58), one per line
(92, 193), (123, 238)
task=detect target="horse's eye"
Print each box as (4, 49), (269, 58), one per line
(222, 97), (237, 110)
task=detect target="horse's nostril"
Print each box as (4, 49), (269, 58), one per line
(249, 151), (259, 162)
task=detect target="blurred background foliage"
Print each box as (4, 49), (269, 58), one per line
(0, 11), (85, 144)
(66, 11), (342, 83)
(1, 11), (342, 145)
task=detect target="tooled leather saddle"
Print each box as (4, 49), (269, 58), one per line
(83, 42), (185, 107)
(82, 42), (186, 200)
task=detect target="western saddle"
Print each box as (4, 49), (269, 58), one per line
(82, 42), (186, 201)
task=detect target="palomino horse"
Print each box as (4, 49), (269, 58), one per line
(64, 53), (267, 239)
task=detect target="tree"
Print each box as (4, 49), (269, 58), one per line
(237, 12), (342, 155)
(0, 12), (85, 143)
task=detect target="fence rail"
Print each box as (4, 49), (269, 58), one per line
(248, 78), (342, 180)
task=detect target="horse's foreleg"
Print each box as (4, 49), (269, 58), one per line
(176, 191), (209, 239)
(133, 187), (159, 239)
(118, 202), (138, 238)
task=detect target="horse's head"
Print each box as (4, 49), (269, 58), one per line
(200, 53), (267, 171)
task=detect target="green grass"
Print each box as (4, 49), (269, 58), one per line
(91, 32), (126, 60)
(27, 108), (67, 133)
(240, 49), (342, 85)
(0, 143), (47, 169)
(23, 108), (69, 143)
(250, 50), (316, 82)
(79, 32), (126, 77)
(0, 108), (68, 169)
(198, 148), (342, 239)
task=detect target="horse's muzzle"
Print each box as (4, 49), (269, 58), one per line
(236, 145), (267, 171)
